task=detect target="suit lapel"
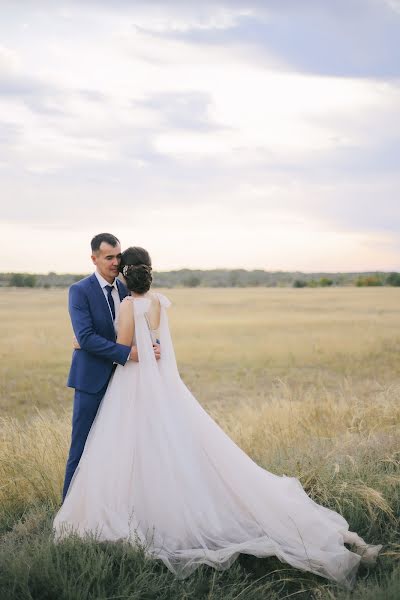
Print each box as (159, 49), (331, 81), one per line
(90, 274), (115, 336)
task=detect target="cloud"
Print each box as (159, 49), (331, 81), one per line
(134, 91), (225, 132)
(62, 0), (254, 33)
(0, 0), (399, 271)
(153, 0), (400, 78)
(384, 0), (400, 15)
(0, 43), (67, 119)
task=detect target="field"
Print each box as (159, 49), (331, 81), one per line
(0, 287), (399, 599)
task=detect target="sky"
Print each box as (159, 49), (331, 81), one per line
(0, 0), (399, 273)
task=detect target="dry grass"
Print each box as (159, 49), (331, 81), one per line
(1, 390), (399, 527)
(0, 286), (399, 513)
(1, 286), (400, 416)
(0, 287), (399, 598)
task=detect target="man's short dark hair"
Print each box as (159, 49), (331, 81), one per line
(91, 233), (120, 253)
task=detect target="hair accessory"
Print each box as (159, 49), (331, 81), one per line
(122, 264), (152, 277)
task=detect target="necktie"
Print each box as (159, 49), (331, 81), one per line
(105, 285), (116, 320)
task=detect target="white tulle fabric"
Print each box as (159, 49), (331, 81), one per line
(53, 293), (373, 589)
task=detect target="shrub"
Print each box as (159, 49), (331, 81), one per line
(319, 278), (334, 287)
(183, 276), (201, 288)
(9, 273), (37, 287)
(356, 275), (384, 287)
(293, 279), (307, 288)
(386, 272), (400, 287)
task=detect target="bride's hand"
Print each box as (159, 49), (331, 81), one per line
(73, 335), (81, 350)
(153, 343), (161, 361)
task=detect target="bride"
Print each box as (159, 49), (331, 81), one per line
(53, 246), (382, 590)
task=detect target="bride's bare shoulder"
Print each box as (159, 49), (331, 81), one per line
(148, 291), (160, 304)
(120, 295), (134, 307)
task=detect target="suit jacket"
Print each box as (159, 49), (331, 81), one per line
(67, 273), (131, 393)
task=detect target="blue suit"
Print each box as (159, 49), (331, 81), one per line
(62, 273), (131, 500)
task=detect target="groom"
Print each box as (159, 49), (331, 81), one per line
(62, 232), (158, 500)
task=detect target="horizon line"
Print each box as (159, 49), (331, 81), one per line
(1, 268), (400, 276)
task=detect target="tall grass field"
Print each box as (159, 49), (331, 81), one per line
(0, 287), (399, 599)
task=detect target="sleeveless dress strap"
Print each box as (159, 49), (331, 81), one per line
(156, 292), (171, 309)
(131, 294), (178, 378)
(156, 294), (179, 378)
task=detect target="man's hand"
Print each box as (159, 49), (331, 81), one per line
(73, 335), (81, 350)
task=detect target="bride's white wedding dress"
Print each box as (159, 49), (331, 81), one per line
(53, 293), (382, 589)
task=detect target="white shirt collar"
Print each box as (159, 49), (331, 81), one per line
(94, 270), (117, 289)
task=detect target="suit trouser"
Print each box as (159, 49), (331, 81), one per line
(62, 379), (110, 501)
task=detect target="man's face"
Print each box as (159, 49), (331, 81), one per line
(91, 242), (122, 283)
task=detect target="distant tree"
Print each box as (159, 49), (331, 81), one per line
(183, 275), (201, 288)
(24, 274), (36, 287)
(2, 269), (398, 289)
(356, 276), (365, 287)
(356, 275), (384, 287)
(9, 273), (36, 287)
(386, 272), (400, 286)
(306, 279), (318, 288)
(9, 273), (25, 287)
(248, 270), (265, 286)
(228, 270), (247, 287)
(319, 277), (334, 287)
(293, 279), (307, 288)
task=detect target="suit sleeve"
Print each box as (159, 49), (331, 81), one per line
(69, 284), (131, 365)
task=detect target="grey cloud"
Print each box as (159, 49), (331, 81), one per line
(140, 0), (400, 79)
(0, 73), (66, 116)
(133, 91), (226, 132)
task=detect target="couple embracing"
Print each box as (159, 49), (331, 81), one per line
(53, 232), (382, 589)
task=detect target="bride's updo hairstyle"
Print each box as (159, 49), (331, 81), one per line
(119, 247), (152, 294)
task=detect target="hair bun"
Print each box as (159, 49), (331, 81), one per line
(119, 247), (153, 294)
(122, 263), (152, 294)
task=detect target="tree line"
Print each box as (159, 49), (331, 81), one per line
(1, 270), (400, 288)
